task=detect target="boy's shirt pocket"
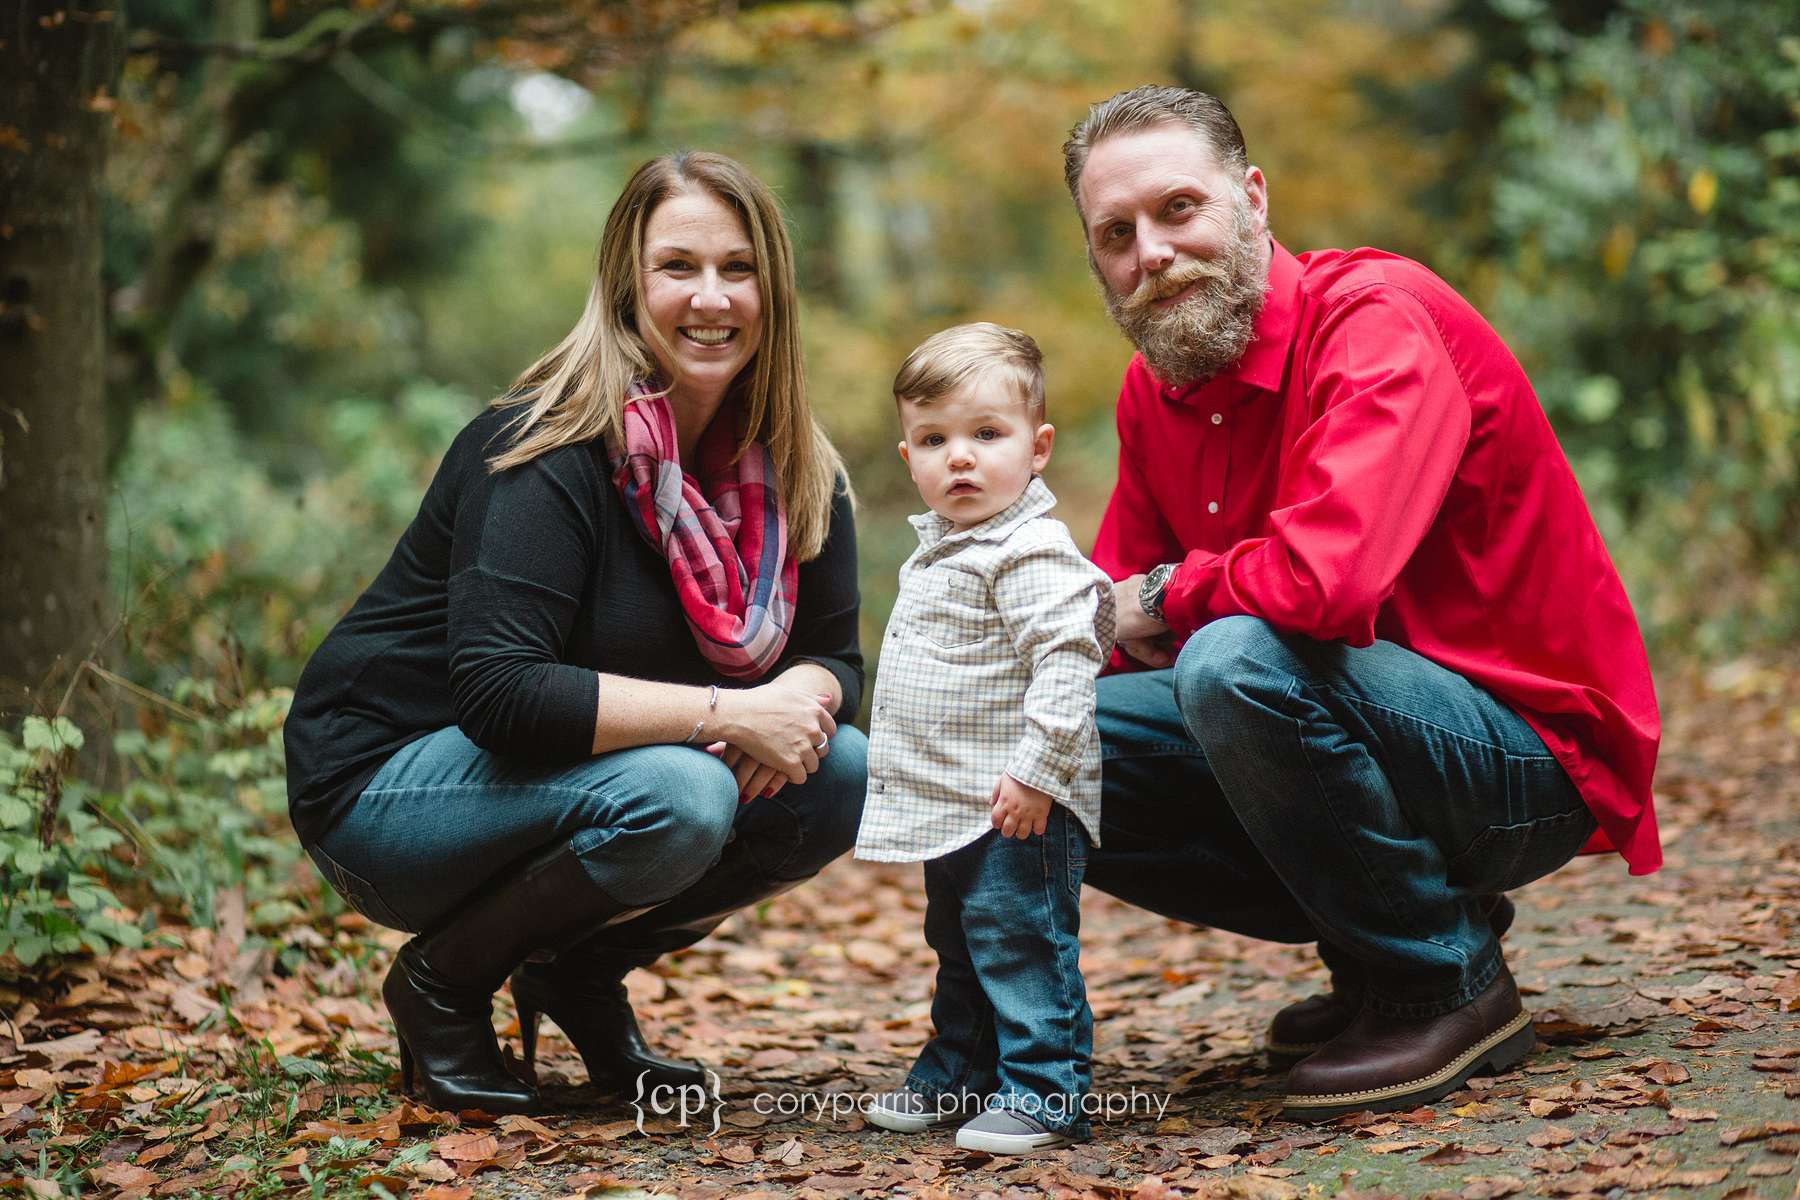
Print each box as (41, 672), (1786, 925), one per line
(909, 567), (993, 649)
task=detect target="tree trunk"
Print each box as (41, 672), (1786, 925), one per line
(0, 1), (121, 715)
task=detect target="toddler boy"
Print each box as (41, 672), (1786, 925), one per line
(856, 323), (1116, 1154)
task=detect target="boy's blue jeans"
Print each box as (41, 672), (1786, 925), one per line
(905, 805), (1093, 1138)
(1089, 616), (1596, 1019)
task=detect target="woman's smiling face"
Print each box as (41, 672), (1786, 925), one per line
(637, 188), (764, 411)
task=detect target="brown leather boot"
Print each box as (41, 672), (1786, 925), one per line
(1264, 894), (1514, 1063)
(1280, 959), (1535, 1121)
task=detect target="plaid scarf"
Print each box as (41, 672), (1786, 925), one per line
(608, 386), (797, 680)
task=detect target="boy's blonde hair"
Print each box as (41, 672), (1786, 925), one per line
(893, 322), (1046, 422)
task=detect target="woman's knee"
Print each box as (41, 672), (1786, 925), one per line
(601, 748), (739, 878)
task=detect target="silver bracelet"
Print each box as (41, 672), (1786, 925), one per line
(683, 684), (720, 745)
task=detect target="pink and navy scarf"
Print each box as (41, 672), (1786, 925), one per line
(609, 386), (796, 680)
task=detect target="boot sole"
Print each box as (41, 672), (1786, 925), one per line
(1266, 1038), (1325, 1064)
(1281, 1012), (1535, 1121)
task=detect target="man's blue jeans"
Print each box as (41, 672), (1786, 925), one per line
(305, 726), (867, 969)
(905, 805), (1093, 1138)
(1088, 616), (1595, 1018)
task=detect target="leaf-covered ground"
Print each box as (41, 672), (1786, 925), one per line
(3, 658), (1797, 1199)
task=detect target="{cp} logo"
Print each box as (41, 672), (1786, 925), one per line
(631, 1069), (724, 1135)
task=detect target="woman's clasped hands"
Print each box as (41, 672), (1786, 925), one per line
(705, 682), (838, 803)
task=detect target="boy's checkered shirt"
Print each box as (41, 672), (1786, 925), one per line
(855, 477), (1117, 862)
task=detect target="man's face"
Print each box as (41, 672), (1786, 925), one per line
(1077, 122), (1271, 386)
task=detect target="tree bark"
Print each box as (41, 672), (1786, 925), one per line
(0, 1), (121, 715)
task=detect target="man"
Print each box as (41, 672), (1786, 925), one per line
(1064, 85), (1660, 1119)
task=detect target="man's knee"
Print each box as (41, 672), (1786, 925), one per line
(1172, 614), (1289, 724)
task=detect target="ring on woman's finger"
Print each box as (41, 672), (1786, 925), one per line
(814, 736), (829, 751)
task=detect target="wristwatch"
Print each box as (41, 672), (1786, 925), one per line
(1139, 562), (1177, 625)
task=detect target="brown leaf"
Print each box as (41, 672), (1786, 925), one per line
(845, 940), (900, 971)
(1135, 1175), (1177, 1199)
(1419, 1145), (1475, 1165)
(1748, 1162), (1793, 1177)
(1527, 1126), (1576, 1148)
(416, 1188), (476, 1200)
(1645, 1061), (1690, 1084)
(1458, 1176), (1522, 1200)
(90, 1162), (160, 1189)
(1527, 1099), (1574, 1118)
(432, 1132), (499, 1162)
(1666, 1167), (1731, 1186)
(88, 1058), (178, 1093)
(1721, 1121), (1800, 1145)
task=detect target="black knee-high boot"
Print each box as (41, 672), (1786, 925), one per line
(383, 840), (631, 1113)
(510, 854), (814, 1093)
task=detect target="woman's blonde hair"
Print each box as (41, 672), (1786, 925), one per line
(487, 150), (849, 561)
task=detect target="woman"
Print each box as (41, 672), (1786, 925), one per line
(284, 151), (866, 1115)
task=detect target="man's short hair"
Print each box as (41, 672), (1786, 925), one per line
(893, 322), (1046, 423)
(1062, 85), (1249, 209)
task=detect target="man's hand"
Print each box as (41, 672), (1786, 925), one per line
(1114, 574), (1171, 643)
(1119, 635), (1177, 668)
(990, 773), (1054, 839)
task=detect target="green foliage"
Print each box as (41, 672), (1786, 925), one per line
(0, 683), (329, 970)
(1427, 1), (1800, 649)
(105, 684), (304, 929)
(112, 381), (480, 695)
(0, 718), (141, 966)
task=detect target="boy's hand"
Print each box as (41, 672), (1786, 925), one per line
(990, 773), (1054, 839)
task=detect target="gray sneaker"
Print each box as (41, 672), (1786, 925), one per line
(954, 1108), (1073, 1154)
(865, 1087), (972, 1133)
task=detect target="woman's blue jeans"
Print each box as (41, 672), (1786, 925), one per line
(306, 725), (867, 975)
(1088, 616), (1595, 1018)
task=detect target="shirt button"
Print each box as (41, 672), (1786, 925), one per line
(1211, 412), (1223, 425)
(1207, 501), (1220, 514)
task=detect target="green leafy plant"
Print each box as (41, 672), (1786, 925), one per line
(0, 717), (143, 966)
(105, 683), (306, 930)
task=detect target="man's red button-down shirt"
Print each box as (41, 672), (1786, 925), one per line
(1091, 240), (1661, 874)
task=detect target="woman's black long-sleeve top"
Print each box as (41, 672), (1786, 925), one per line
(283, 404), (863, 847)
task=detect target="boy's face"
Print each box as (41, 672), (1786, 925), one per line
(898, 375), (1054, 531)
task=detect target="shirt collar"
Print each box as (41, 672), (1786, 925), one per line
(1156, 237), (1302, 401)
(910, 476), (1057, 551)
(1227, 237), (1302, 393)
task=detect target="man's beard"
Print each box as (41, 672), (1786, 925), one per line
(1101, 193), (1268, 388)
